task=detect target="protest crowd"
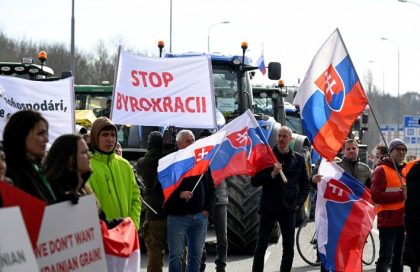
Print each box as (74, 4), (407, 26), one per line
(0, 28), (420, 272)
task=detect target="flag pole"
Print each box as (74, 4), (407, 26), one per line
(337, 28), (404, 186)
(137, 174), (159, 215)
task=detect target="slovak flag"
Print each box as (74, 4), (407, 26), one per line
(255, 47), (266, 75)
(158, 130), (226, 202)
(210, 109), (277, 185)
(293, 29), (368, 161)
(101, 218), (141, 272)
(316, 159), (375, 272)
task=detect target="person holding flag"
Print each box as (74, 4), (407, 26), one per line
(293, 27), (373, 271)
(164, 129), (215, 272)
(251, 126), (310, 272)
(371, 138), (407, 272)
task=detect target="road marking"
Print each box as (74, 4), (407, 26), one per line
(264, 244), (275, 263)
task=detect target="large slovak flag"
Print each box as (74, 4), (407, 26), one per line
(210, 110), (277, 185)
(101, 218), (141, 272)
(158, 130), (226, 202)
(293, 29), (368, 161)
(316, 160), (375, 272)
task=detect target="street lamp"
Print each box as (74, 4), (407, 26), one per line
(169, 0), (173, 53)
(207, 21), (230, 52)
(368, 60), (385, 95)
(398, 0), (420, 7)
(380, 37), (400, 132)
(70, 0), (75, 77)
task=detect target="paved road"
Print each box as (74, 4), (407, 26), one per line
(139, 227), (410, 271)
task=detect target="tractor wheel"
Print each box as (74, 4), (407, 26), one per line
(226, 175), (261, 254)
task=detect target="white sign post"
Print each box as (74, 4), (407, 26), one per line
(112, 48), (216, 128)
(35, 195), (108, 272)
(403, 115), (420, 157)
(0, 207), (39, 272)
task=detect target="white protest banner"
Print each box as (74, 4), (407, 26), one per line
(0, 76), (74, 143)
(35, 195), (108, 272)
(0, 207), (39, 272)
(112, 48), (216, 128)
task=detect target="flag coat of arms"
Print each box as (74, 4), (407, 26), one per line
(293, 29), (368, 161)
(316, 160), (375, 272)
(210, 109), (277, 185)
(157, 130), (226, 202)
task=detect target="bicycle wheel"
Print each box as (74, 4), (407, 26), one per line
(362, 231), (376, 265)
(296, 219), (321, 266)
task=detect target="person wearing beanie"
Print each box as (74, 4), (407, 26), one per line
(87, 117), (141, 229)
(135, 131), (167, 272)
(371, 138), (407, 272)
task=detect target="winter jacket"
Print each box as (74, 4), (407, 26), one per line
(88, 152), (141, 229)
(371, 158), (405, 228)
(49, 170), (92, 204)
(404, 160), (420, 266)
(251, 147), (310, 214)
(7, 161), (56, 204)
(337, 157), (372, 187)
(164, 171), (215, 216)
(136, 147), (165, 220)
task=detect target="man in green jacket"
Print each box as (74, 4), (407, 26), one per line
(88, 117), (141, 229)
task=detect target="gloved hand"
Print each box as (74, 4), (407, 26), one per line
(105, 218), (124, 229)
(63, 191), (79, 204)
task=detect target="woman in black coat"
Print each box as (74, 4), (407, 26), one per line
(43, 134), (92, 203)
(3, 110), (56, 204)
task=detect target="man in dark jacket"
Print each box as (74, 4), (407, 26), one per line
(251, 126), (310, 272)
(136, 131), (166, 272)
(337, 139), (371, 187)
(165, 129), (216, 272)
(371, 138), (407, 272)
(403, 158), (420, 271)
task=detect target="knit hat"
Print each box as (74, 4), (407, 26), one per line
(198, 129), (212, 139)
(388, 138), (407, 153)
(147, 131), (163, 149)
(90, 117), (117, 152)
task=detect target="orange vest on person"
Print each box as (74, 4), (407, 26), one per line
(402, 159), (420, 179)
(375, 164), (405, 214)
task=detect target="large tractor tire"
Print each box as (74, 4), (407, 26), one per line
(226, 175), (261, 254)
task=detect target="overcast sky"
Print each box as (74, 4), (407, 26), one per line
(1, 0), (420, 98)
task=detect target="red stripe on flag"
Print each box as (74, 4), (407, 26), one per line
(101, 218), (140, 258)
(211, 143), (276, 184)
(313, 82), (367, 161)
(334, 193), (374, 271)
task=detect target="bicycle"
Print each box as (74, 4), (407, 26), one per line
(296, 219), (376, 266)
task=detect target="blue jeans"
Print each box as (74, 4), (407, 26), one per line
(167, 213), (208, 272)
(376, 226), (405, 272)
